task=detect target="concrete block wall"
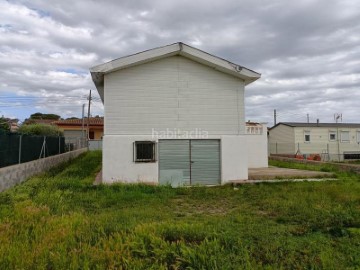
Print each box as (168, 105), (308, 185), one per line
(0, 148), (87, 192)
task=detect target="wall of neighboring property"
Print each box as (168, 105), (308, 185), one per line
(63, 128), (103, 140)
(104, 55), (246, 136)
(293, 127), (360, 160)
(247, 126), (268, 168)
(89, 140), (102, 151)
(102, 135), (249, 184)
(0, 148), (87, 192)
(268, 125), (295, 154)
(269, 125), (360, 161)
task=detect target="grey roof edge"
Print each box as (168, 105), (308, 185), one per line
(270, 122), (360, 130)
(90, 42), (261, 94)
(89, 42), (181, 72)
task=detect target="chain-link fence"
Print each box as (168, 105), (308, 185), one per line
(0, 131), (83, 168)
(269, 142), (360, 161)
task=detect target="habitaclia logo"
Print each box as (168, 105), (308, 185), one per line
(152, 128), (209, 139)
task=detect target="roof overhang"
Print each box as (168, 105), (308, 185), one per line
(90, 42), (261, 103)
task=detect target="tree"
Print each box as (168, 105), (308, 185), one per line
(29, 113), (61, 120)
(0, 117), (10, 132)
(18, 123), (63, 136)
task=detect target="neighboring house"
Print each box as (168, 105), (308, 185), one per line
(53, 117), (104, 141)
(0, 118), (19, 132)
(9, 119), (19, 132)
(90, 42), (267, 186)
(269, 122), (360, 161)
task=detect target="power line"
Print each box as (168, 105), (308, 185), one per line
(0, 94), (103, 109)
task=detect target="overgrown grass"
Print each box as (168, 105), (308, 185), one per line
(0, 152), (359, 269)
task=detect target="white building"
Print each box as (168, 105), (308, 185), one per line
(269, 122), (360, 161)
(90, 42), (267, 186)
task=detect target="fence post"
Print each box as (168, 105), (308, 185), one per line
(18, 134), (22, 164)
(327, 143), (329, 161)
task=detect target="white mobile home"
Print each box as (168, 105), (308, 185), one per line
(90, 42), (267, 186)
(269, 122), (360, 161)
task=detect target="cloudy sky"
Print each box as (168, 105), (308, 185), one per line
(0, 0), (359, 125)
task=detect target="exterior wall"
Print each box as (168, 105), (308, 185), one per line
(220, 136), (248, 182)
(269, 125), (360, 161)
(247, 125), (268, 168)
(102, 135), (249, 184)
(93, 130), (103, 140)
(0, 148), (87, 192)
(88, 140), (102, 150)
(294, 127), (360, 160)
(102, 135), (159, 184)
(268, 125), (295, 154)
(104, 55), (245, 136)
(61, 126), (103, 140)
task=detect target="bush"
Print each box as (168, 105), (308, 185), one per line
(18, 124), (63, 136)
(0, 117), (10, 132)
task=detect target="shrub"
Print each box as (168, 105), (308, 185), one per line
(18, 123), (63, 136)
(0, 117), (10, 132)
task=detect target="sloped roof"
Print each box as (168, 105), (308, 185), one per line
(53, 117), (104, 126)
(90, 42), (261, 102)
(270, 122), (360, 130)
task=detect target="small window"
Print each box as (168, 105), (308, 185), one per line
(134, 141), (156, 162)
(340, 131), (350, 143)
(329, 131), (336, 141)
(304, 131), (311, 142)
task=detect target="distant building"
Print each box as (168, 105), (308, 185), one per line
(52, 117), (104, 141)
(269, 122), (360, 161)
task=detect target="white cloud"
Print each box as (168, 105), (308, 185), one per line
(0, 0), (359, 124)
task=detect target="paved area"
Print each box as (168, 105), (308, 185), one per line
(231, 178), (338, 185)
(247, 166), (334, 180)
(93, 167), (335, 185)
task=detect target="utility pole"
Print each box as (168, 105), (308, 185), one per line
(273, 109), (277, 126)
(87, 90), (92, 145)
(307, 113), (309, 123)
(81, 104), (85, 147)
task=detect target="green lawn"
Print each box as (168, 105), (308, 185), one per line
(0, 151), (359, 269)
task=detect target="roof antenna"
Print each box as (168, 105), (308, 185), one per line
(334, 113), (342, 123)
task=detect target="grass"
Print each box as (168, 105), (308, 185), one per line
(0, 151), (359, 269)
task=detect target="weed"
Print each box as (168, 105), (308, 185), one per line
(0, 152), (359, 269)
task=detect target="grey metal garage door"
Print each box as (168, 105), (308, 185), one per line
(159, 139), (220, 186)
(190, 140), (221, 185)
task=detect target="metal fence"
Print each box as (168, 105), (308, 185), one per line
(64, 137), (87, 151)
(0, 132), (68, 168)
(269, 142), (360, 161)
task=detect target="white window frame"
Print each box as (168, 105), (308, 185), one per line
(340, 131), (350, 143)
(328, 131), (336, 141)
(304, 130), (311, 143)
